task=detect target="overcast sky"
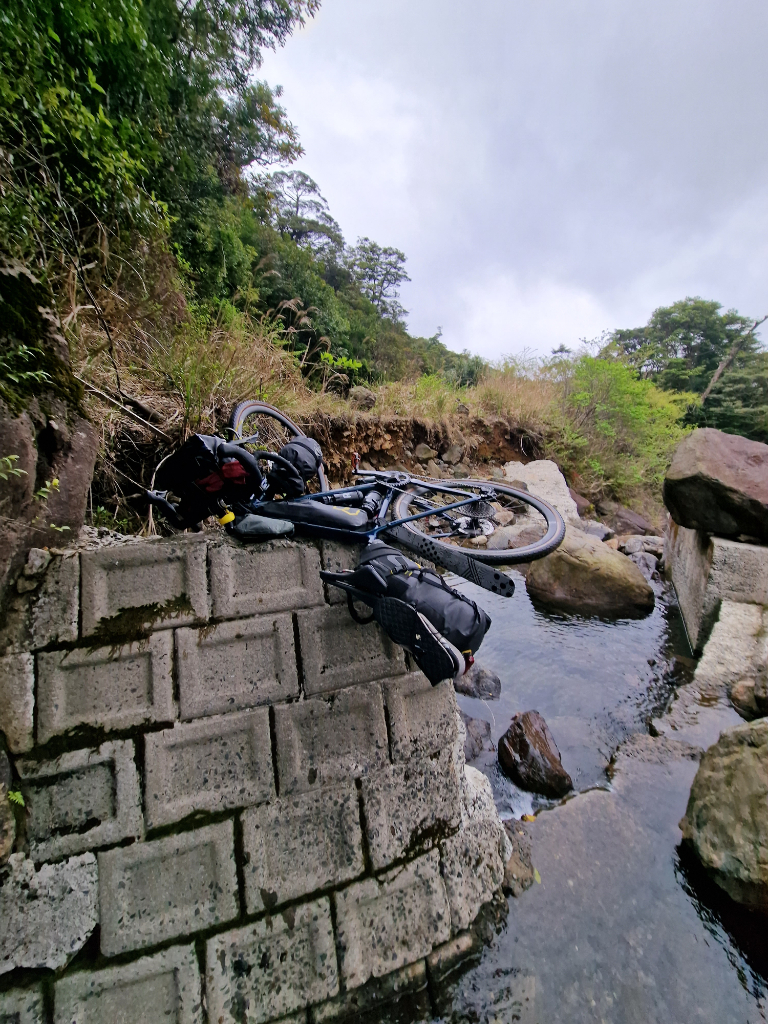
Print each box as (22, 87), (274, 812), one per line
(258, 0), (768, 359)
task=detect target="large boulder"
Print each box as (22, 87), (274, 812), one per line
(503, 459), (580, 525)
(348, 385), (376, 410)
(526, 526), (655, 617)
(498, 710), (573, 798)
(679, 719), (768, 913)
(663, 428), (768, 542)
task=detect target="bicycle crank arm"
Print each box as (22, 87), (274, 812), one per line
(382, 524), (516, 598)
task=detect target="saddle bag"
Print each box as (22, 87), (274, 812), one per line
(268, 437), (324, 497)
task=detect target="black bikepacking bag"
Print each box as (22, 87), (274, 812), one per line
(323, 543), (492, 658)
(257, 499), (369, 530)
(268, 437), (324, 497)
(152, 434), (253, 527)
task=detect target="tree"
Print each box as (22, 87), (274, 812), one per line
(607, 297), (768, 442)
(259, 170), (342, 256)
(346, 238), (410, 322)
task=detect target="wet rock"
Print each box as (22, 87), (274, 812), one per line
(498, 711), (573, 799)
(664, 428), (768, 542)
(502, 820), (535, 897)
(460, 713), (492, 762)
(0, 852), (98, 974)
(503, 460), (580, 525)
(0, 751), (14, 864)
(729, 667), (768, 721)
(414, 442), (438, 461)
(526, 526), (655, 617)
(441, 443), (464, 465)
(349, 385), (376, 410)
(578, 521), (613, 541)
(679, 718), (768, 913)
(594, 499), (655, 536)
(629, 550), (659, 580)
(568, 488), (594, 516)
(455, 663), (502, 700)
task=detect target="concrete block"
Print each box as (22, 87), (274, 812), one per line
(17, 740), (143, 861)
(205, 897), (338, 1024)
(55, 945), (202, 1024)
(29, 552), (79, 648)
(144, 709), (274, 828)
(693, 601), (766, 695)
(0, 652), (34, 752)
(361, 748), (462, 870)
(319, 539), (359, 605)
(98, 820), (238, 955)
(209, 537), (324, 620)
(176, 613), (298, 720)
(310, 961), (428, 1023)
(81, 535), (208, 637)
(383, 676), (458, 763)
(296, 605), (406, 696)
(440, 820), (505, 933)
(333, 850), (451, 990)
(0, 853), (98, 975)
(0, 985), (45, 1024)
(36, 632), (174, 743)
(667, 523), (768, 651)
(242, 782), (363, 912)
(274, 682), (389, 795)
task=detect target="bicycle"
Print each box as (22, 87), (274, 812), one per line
(146, 400), (565, 682)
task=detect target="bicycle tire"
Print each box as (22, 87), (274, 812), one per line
(229, 399), (328, 491)
(391, 477), (565, 565)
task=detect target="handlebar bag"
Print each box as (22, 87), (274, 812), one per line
(269, 437), (324, 497)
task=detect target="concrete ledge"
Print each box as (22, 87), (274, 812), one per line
(37, 633), (174, 743)
(667, 523), (768, 651)
(296, 605), (406, 696)
(81, 536), (208, 637)
(18, 739), (143, 861)
(0, 651), (34, 752)
(242, 782), (363, 912)
(176, 613), (299, 720)
(440, 820), (505, 933)
(383, 676), (458, 763)
(144, 710), (275, 828)
(98, 820), (238, 955)
(54, 944), (203, 1024)
(0, 984), (44, 1024)
(205, 897), (338, 1024)
(209, 538), (325, 620)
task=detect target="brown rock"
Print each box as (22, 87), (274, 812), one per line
(502, 820), (535, 897)
(526, 526), (655, 617)
(663, 428), (768, 541)
(595, 499), (655, 536)
(568, 488), (593, 516)
(498, 710), (573, 798)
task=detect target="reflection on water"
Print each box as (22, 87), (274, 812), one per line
(417, 570), (767, 1023)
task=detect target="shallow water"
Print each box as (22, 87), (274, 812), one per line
(432, 570), (767, 1023)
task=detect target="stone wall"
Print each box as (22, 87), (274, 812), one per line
(666, 522), (768, 651)
(0, 532), (507, 1023)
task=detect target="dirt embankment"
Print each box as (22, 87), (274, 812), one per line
(308, 413), (541, 483)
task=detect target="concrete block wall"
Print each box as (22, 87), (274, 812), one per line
(0, 534), (507, 1023)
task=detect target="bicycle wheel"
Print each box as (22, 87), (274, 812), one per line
(390, 477), (564, 565)
(229, 400), (328, 491)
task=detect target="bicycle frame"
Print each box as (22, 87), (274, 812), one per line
(246, 470), (492, 544)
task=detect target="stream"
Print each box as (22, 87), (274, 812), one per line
(412, 570), (767, 1023)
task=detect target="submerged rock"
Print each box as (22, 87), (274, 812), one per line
(460, 713), (492, 762)
(498, 711), (573, 798)
(502, 820), (536, 897)
(663, 428), (768, 542)
(455, 662), (502, 700)
(679, 718), (768, 913)
(526, 526), (655, 617)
